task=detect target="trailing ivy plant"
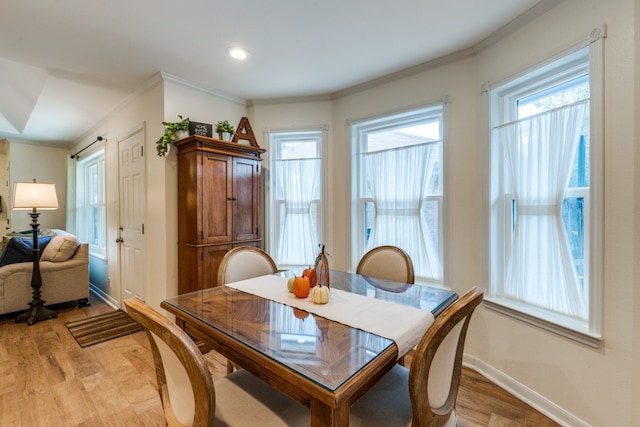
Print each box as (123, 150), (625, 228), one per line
(156, 115), (190, 156)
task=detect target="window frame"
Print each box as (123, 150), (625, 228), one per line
(76, 149), (106, 259)
(486, 29), (605, 347)
(267, 128), (327, 269)
(350, 104), (445, 284)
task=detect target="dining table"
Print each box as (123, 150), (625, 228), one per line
(161, 269), (458, 427)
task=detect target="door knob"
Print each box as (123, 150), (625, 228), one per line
(115, 237), (124, 243)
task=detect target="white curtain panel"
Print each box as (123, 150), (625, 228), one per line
(498, 100), (588, 319)
(363, 143), (442, 280)
(274, 158), (320, 265)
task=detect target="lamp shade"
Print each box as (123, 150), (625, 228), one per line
(12, 182), (59, 210)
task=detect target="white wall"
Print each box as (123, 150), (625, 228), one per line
(8, 142), (68, 232)
(164, 80), (247, 133)
(250, 0), (638, 424)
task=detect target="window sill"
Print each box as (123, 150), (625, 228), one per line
(484, 297), (602, 348)
(89, 251), (107, 261)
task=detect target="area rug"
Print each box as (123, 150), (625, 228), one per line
(65, 310), (144, 348)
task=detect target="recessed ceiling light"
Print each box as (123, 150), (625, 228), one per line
(227, 47), (249, 60)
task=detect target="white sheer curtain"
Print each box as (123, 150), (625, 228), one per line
(498, 100), (588, 319)
(363, 143), (442, 279)
(274, 158), (320, 265)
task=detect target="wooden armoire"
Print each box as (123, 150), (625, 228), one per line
(175, 135), (265, 294)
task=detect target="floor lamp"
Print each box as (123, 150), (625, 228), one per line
(12, 180), (59, 325)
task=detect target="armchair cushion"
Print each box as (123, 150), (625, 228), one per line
(0, 236), (52, 267)
(41, 234), (80, 262)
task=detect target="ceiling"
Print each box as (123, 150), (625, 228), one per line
(0, 0), (554, 147)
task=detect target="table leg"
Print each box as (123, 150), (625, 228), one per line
(310, 399), (349, 427)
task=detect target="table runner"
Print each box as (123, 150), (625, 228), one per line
(225, 274), (434, 358)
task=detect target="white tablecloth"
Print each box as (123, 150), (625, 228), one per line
(225, 274), (434, 358)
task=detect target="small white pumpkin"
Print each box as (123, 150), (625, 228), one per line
(310, 284), (330, 304)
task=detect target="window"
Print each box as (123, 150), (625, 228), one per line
(351, 105), (443, 283)
(268, 129), (325, 268)
(76, 150), (106, 257)
(488, 38), (603, 345)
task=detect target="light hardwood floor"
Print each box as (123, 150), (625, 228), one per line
(0, 293), (559, 426)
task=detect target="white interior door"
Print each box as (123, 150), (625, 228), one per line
(118, 128), (146, 302)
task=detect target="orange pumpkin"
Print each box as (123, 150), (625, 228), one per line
(293, 275), (311, 298)
(303, 266), (317, 287)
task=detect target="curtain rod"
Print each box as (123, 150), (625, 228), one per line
(70, 136), (105, 160)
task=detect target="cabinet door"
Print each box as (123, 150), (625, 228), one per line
(203, 244), (232, 288)
(202, 153), (233, 243)
(178, 245), (201, 294)
(233, 157), (261, 241)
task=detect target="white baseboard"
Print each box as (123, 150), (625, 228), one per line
(88, 283), (119, 310)
(462, 354), (590, 427)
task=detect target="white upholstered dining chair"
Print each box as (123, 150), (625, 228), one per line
(217, 246), (278, 285)
(348, 286), (484, 427)
(356, 245), (415, 284)
(123, 298), (308, 427)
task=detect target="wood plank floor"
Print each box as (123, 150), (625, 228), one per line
(0, 293), (560, 426)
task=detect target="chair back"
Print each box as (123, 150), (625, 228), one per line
(217, 246), (278, 285)
(356, 245), (415, 284)
(124, 298), (215, 427)
(409, 287), (484, 427)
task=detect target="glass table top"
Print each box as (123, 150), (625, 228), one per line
(163, 270), (457, 391)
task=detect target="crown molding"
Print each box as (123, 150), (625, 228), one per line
(0, 136), (70, 150)
(160, 72), (247, 106)
(331, 48), (475, 100)
(474, 0), (565, 53)
(248, 94), (332, 107)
